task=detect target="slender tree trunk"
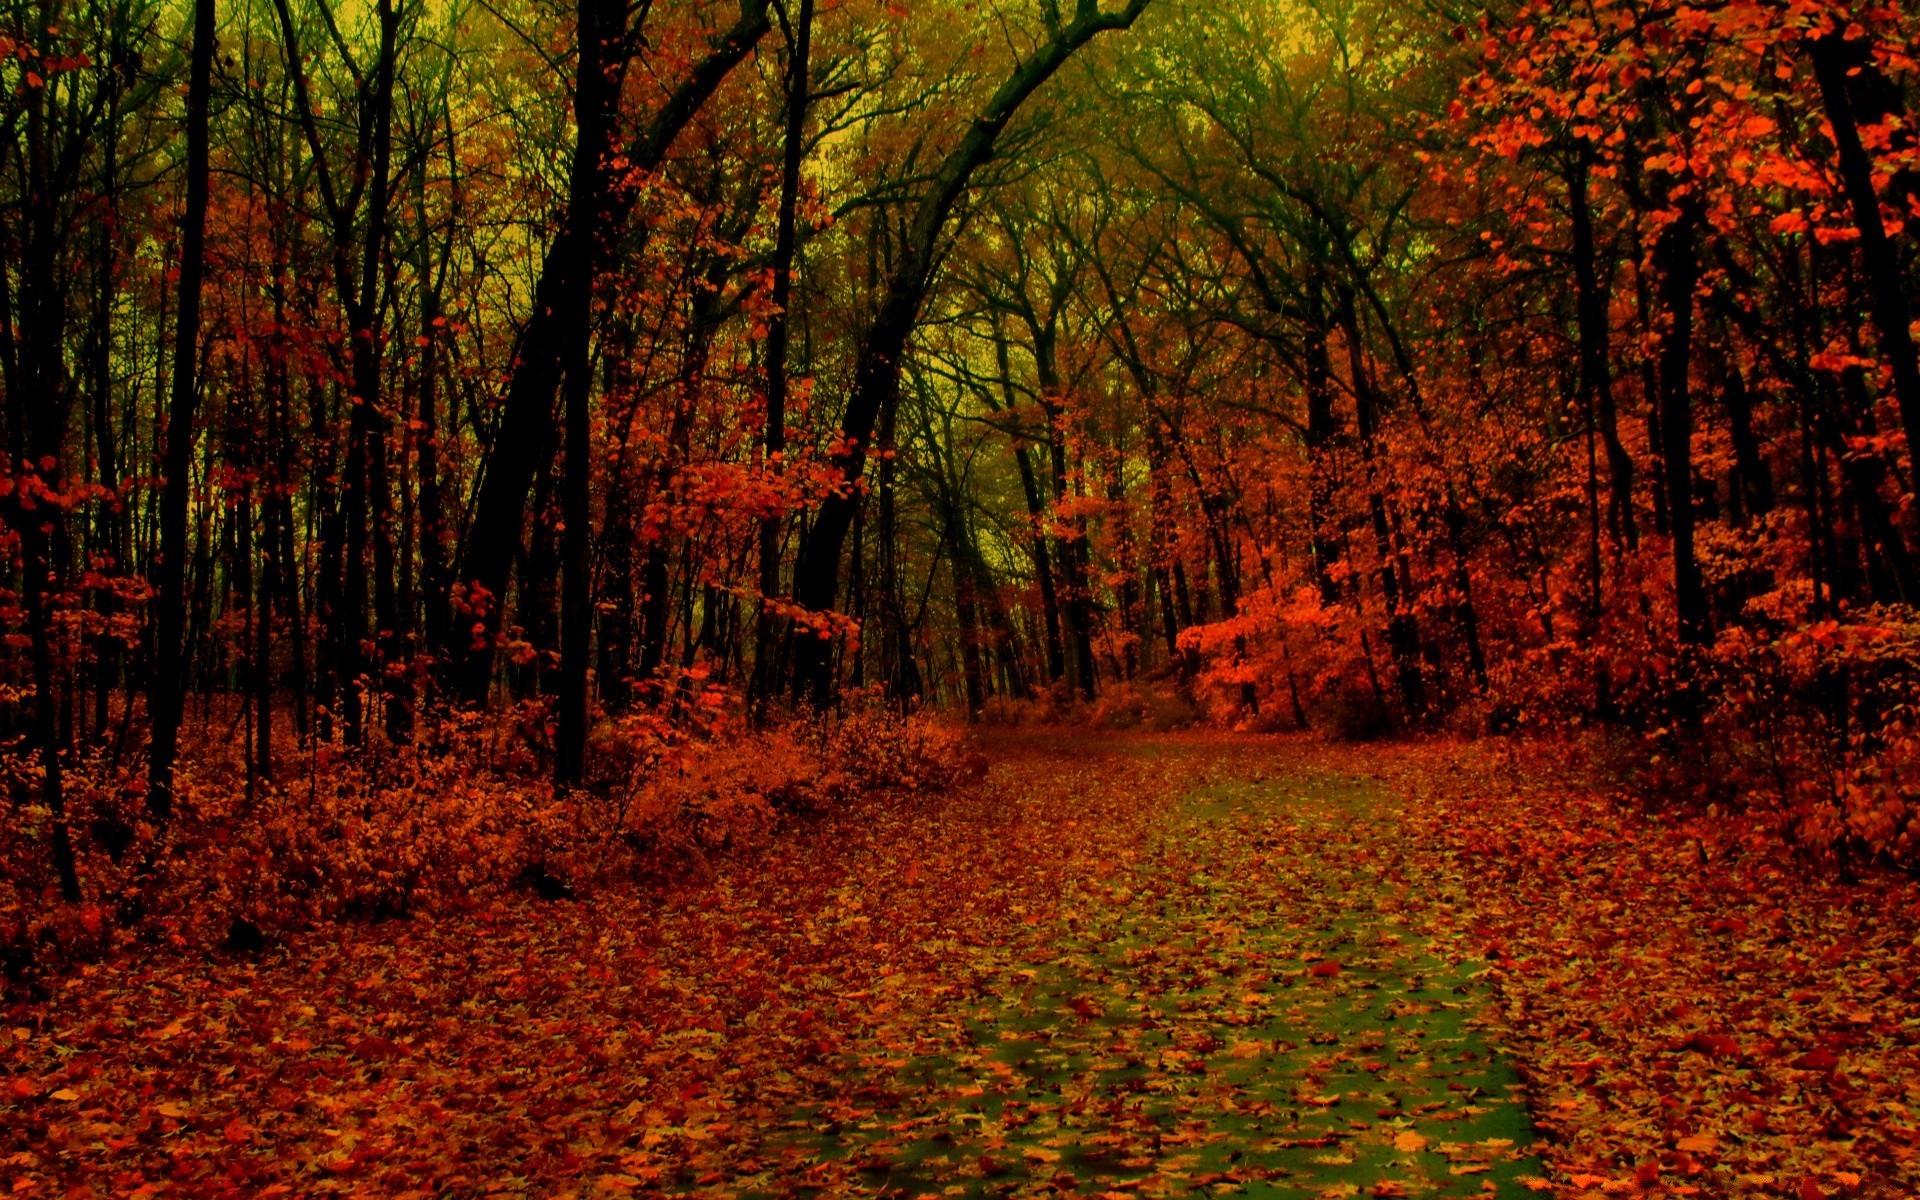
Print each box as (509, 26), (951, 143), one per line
(1633, 237), (1670, 539)
(988, 334), (1065, 683)
(364, 0), (405, 743)
(1722, 358), (1773, 524)
(255, 477), (274, 788)
(149, 0), (214, 817)
(1339, 300), (1425, 719)
(752, 0), (812, 714)
(450, 3), (773, 699)
(1811, 32), (1920, 489)
(788, 0), (1150, 705)
(556, 0), (629, 785)
(1030, 322), (1094, 700)
(1570, 141), (1637, 550)
(1655, 204), (1710, 645)
(0, 88), (81, 897)
(24, 521), (81, 900)
(416, 261), (449, 697)
(1302, 295), (1343, 604)
(237, 489), (261, 802)
(86, 100), (126, 745)
(1047, 409), (1097, 701)
(951, 535), (985, 718)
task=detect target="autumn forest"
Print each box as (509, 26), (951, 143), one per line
(3, 0), (1920, 1195)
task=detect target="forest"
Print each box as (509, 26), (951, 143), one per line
(4, 0), (1920, 1195)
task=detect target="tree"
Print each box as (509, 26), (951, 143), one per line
(149, 0), (215, 816)
(448, 0), (774, 703)
(554, 0), (630, 785)
(788, 0), (1153, 706)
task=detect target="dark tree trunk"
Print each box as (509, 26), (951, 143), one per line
(255, 478), (274, 789)
(1048, 413), (1097, 702)
(363, 0), (405, 744)
(1811, 32), (1920, 491)
(1654, 204), (1710, 645)
(271, 0), (401, 743)
(788, 0), (1150, 706)
(988, 334), (1065, 683)
(1570, 140), (1637, 550)
(148, 0), (214, 817)
(1722, 358), (1773, 525)
(515, 457), (561, 696)
(752, 0), (812, 715)
(415, 189), (452, 708)
(85, 96), (127, 746)
(1339, 296), (1425, 720)
(450, 2), (774, 701)
(953, 553), (986, 718)
(1302, 293), (1342, 605)
(556, 0), (631, 786)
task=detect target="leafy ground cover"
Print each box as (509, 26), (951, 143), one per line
(1374, 744), (1920, 1200)
(4, 732), (1916, 1199)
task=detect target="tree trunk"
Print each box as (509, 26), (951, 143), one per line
(556, 0), (630, 785)
(1570, 140), (1637, 550)
(1302, 290), (1343, 605)
(450, 2), (774, 700)
(788, 0), (1150, 705)
(1811, 32), (1920, 490)
(1722, 358), (1773, 525)
(1655, 204), (1710, 645)
(148, 0), (214, 817)
(988, 335), (1066, 684)
(752, 0), (812, 715)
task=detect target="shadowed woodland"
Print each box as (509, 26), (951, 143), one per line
(4, 0), (1920, 1196)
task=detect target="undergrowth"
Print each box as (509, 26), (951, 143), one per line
(0, 705), (973, 999)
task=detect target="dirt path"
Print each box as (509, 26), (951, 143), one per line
(4, 734), (1547, 1198)
(753, 742), (1546, 1198)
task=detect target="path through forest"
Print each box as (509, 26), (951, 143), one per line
(8, 734), (1551, 1197)
(761, 742), (1546, 1198)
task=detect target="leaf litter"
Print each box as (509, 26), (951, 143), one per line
(5, 731), (1912, 1199)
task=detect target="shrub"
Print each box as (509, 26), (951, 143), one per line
(1086, 679), (1201, 732)
(1703, 610), (1920, 872)
(0, 702), (979, 998)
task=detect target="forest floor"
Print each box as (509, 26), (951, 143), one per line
(4, 731), (1917, 1200)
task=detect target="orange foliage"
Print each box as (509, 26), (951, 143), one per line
(0, 706), (972, 997)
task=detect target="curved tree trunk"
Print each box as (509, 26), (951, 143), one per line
(449, 1), (774, 702)
(788, 0), (1152, 706)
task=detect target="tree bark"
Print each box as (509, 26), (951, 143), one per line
(1811, 32), (1920, 490)
(751, 0), (813, 714)
(1569, 140), (1637, 550)
(555, 0), (630, 785)
(1654, 204), (1710, 645)
(148, 0), (214, 817)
